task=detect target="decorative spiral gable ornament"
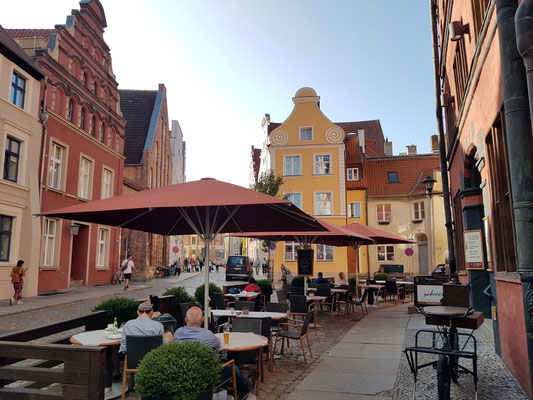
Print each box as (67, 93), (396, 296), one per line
(325, 126), (344, 143)
(271, 130), (288, 146)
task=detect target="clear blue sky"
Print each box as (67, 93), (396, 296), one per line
(3, 1), (436, 186)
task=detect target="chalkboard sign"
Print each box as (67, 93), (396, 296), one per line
(297, 249), (314, 276)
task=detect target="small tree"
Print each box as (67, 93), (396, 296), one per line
(251, 169), (284, 197)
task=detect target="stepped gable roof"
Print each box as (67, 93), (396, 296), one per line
(363, 154), (440, 197)
(252, 147), (261, 181)
(119, 89), (159, 165)
(0, 26), (44, 79)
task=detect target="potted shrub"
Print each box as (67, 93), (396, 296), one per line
(135, 342), (221, 400)
(290, 275), (310, 288)
(373, 272), (389, 281)
(195, 283), (222, 309)
(256, 279), (273, 303)
(92, 297), (139, 325)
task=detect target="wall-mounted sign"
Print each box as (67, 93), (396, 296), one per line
(297, 249), (314, 276)
(405, 248), (414, 256)
(270, 243), (277, 251)
(172, 246), (179, 253)
(464, 229), (484, 270)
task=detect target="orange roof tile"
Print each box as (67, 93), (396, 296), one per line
(362, 154), (440, 197)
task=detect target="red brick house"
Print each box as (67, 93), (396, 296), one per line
(119, 84), (171, 275)
(8, 0), (125, 291)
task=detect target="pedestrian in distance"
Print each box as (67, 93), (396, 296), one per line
(254, 258), (260, 275)
(121, 254), (137, 290)
(10, 260), (26, 306)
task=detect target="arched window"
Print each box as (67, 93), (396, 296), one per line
(83, 71), (91, 91)
(68, 97), (77, 123)
(71, 59), (81, 79)
(94, 79), (100, 98)
(101, 121), (107, 142)
(91, 115), (98, 136)
(54, 87), (66, 117)
(80, 107), (88, 130)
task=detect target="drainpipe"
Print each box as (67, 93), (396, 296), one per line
(497, 0), (533, 393)
(429, 0), (457, 279)
(516, 0), (533, 130)
(39, 76), (49, 205)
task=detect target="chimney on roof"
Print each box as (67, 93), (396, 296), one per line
(384, 137), (393, 156)
(431, 134), (439, 153)
(358, 130), (365, 154)
(407, 144), (417, 156)
(261, 114), (270, 129)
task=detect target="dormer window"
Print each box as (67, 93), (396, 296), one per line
(299, 127), (313, 141)
(347, 168), (359, 181)
(388, 172), (399, 183)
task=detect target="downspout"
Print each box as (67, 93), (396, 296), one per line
(429, 0), (457, 278)
(39, 76), (49, 205)
(516, 0), (533, 130)
(497, 0), (533, 393)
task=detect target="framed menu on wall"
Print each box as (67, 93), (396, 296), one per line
(464, 229), (485, 270)
(297, 249), (314, 276)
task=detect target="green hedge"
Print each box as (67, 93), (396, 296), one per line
(135, 342), (220, 400)
(163, 286), (196, 304)
(194, 283), (222, 307)
(374, 273), (389, 281)
(256, 279), (273, 296)
(291, 276), (311, 288)
(92, 297), (139, 325)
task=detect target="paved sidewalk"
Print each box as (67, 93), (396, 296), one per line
(288, 304), (408, 399)
(1, 272), (201, 317)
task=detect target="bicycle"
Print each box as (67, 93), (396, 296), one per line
(111, 268), (125, 285)
(403, 306), (481, 400)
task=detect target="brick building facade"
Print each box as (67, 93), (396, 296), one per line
(119, 85), (171, 275)
(8, 0), (126, 291)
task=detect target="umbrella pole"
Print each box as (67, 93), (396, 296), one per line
(204, 237), (211, 329)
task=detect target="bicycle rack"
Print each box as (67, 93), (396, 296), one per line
(403, 328), (478, 399)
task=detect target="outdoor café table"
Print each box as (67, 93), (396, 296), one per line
(215, 332), (268, 395)
(358, 283), (385, 305)
(212, 310), (288, 320)
(224, 291), (260, 299)
(306, 295), (327, 326)
(70, 329), (123, 399)
(307, 287), (348, 295)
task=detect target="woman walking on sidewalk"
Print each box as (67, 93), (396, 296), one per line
(10, 260), (26, 306)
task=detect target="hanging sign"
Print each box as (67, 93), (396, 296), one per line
(464, 229), (484, 270)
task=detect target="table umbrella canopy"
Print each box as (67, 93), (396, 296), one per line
(232, 218), (375, 248)
(38, 178), (326, 236)
(340, 222), (415, 245)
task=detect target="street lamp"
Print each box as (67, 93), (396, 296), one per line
(69, 223), (80, 236)
(422, 175), (437, 198)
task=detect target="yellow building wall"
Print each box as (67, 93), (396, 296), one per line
(268, 88), (348, 281)
(346, 189), (368, 276)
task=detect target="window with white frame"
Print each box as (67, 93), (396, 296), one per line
(348, 202), (361, 218)
(315, 192), (332, 215)
(285, 241), (301, 261)
(377, 204), (391, 223)
(284, 155), (301, 176)
(96, 228), (109, 267)
(78, 156), (93, 200)
(316, 244), (334, 261)
(347, 167), (359, 181)
(43, 218), (56, 266)
(314, 154), (331, 175)
(377, 245), (394, 261)
(101, 167), (114, 199)
(299, 127), (313, 141)
(48, 142), (65, 190)
(286, 192), (302, 209)
(412, 201), (425, 221)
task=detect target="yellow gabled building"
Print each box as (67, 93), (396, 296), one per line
(264, 87), (348, 281)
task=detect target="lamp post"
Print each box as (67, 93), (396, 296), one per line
(422, 176), (437, 198)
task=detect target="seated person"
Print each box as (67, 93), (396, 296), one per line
(119, 302), (164, 353)
(314, 272), (329, 285)
(175, 306), (257, 399)
(244, 277), (261, 301)
(335, 272), (348, 286)
(148, 295), (161, 318)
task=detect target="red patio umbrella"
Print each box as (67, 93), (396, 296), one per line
(340, 222), (415, 245)
(39, 178), (326, 327)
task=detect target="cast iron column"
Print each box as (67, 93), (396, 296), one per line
(497, 0), (533, 392)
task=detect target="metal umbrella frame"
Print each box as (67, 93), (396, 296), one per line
(38, 178), (326, 328)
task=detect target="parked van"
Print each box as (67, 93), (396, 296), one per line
(225, 255), (252, 281)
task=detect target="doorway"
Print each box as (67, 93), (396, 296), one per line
(70, 224), (89, 286)
(416, 233), (429, 275)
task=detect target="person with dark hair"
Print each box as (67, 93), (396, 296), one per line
(244, 277), (261, 302)
(10, 260), (26, 306)
(120, 254), (137, 290)
(148, 295), (161, 317)
(314, 272), (329, 284)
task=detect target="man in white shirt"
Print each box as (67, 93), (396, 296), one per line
(121, 254), (137, 290)
(119, 302), (164, 353)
